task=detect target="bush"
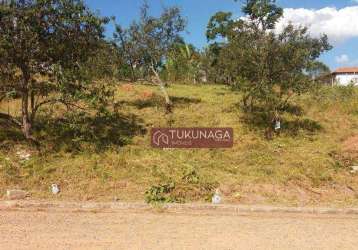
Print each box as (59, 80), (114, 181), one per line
(144, 182), (177, 204)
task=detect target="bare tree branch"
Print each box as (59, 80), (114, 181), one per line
(0, 112), (21, 127)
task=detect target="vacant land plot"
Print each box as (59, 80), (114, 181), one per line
(0, 84), (357, 205)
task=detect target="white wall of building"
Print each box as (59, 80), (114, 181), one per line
(335, 73), (358, 86)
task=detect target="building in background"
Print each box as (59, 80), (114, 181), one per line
(331, 67), (358, 86)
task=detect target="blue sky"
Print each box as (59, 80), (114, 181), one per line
(86, 0), (358, 70)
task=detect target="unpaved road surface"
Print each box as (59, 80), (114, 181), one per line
(1, 209), (358, 250)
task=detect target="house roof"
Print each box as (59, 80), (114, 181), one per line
(333, 67), (358, 74)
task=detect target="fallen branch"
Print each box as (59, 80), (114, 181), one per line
(0, 112), (21, 127)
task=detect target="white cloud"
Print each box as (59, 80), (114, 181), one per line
(335, 54), (349, 64)
(275, 7), (358, 44)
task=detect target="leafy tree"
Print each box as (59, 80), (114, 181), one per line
(85, 40), (123, 81)
(207, 0), (332, 132)
(113, 24), (139, 82)
(199, 44), (224, 84)
(240, 0), (283, 31)
(206, 12), (245, 84)
(206, 11), (236, 41)
(164, 42), (200, 83)
(114, 2), (186, 112)
(0, 0), (109, 140)
(306, 61), (331, 81)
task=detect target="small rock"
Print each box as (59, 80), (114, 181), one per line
(51, 184), (60, 194)
(6, 189), (28, 200)
(274, 120), (281, 130)
(16, 151), (31, 161)
(350, 166), (358, 174)
(212, 189), (222, 204)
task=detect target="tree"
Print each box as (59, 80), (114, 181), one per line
(0, 0), (109, 140)
(207, 0), (332, 132)
(113, 24), (139, 82)
(85, 40), (127, 81)
(164, 42), (200, 83)
(199, 44), (225, 84)
(240, 0), (283, 31)
(114, 2), (186, 112)
(206, 12), (246, 85)
(306, 61), (331, 81)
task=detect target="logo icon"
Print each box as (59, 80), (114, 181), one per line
(151, 128), (234, 148)
(152, 130), (169, 146)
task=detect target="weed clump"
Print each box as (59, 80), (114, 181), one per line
(144, 182), (178, 204)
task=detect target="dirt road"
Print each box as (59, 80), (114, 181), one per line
(1, 207), (358, 250)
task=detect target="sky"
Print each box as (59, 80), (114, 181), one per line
(86, 0), (358, 70)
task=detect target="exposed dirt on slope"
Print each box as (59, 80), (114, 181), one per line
(343, 135), (358, 160)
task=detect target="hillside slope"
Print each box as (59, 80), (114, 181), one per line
(0, 83), (357, 206)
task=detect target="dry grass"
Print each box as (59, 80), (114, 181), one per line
(0, 83), (357, 206)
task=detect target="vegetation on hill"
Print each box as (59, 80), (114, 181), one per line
(0, 0), (356, 205)
(0, 83), (357, 205)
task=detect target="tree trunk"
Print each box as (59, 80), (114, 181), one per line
(30, 90), (35, 114)
(151, 66), (172, 113)
(22, 95), (32, 139)
(128, 61), (136, 82)
(117, 31), (136, 82)
(20, 70), (33, 140)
